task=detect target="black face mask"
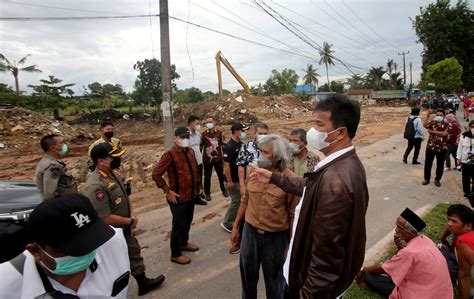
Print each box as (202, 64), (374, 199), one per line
(111, 158), (121, 169)
(104, 131), (114, 139)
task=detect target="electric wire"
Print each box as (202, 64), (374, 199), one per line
(186, 0), (195, 82)
(0, 0), (126, 15)
(148, 0), (155, 57)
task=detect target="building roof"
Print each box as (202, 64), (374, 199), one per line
(294, 85), (316, 93)
(347, 89), (373, 95)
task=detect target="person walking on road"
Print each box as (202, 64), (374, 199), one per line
(36, 134), (77, 200)
(231, 134), (299, 299)
(201, 117), (228, 201)
(221, 122), (249, 233)
(187, 115), (207, 205)
(250, 95), (369, 298)
(83, 143), (165, 296)
(457, 120), (474, 198)
(422, 109), (450, 187)
(152, 127), (203, 265)
(402, 107), (424, 165)
(445, 114), (461, 171)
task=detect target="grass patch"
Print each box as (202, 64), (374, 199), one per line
(344, 203), (451, 298)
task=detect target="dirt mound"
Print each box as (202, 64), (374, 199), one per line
(174, 93), (312, 125)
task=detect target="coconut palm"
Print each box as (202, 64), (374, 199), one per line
(386, 59), (395, 75)
(318, 42), (335, 91)
(0, 53), (41, 106)
(367, 66), (386, 90)
(302, 64), (320, 89)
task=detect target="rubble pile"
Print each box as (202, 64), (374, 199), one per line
(174, 93), (312, 125)
(71, 109), (156, 124)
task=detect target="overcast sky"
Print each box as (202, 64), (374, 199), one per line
(0, 0), (467, 95)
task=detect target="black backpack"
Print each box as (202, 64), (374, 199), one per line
(404, 117), (417, 139)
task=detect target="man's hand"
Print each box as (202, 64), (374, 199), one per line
(230, 227), (240, 245)
(249, 163), (271, 183)
(240, 183), (247, 196)
(167, 190), (180, 204)
(227, 181), (235, 189)
(131, 216), (139, 229)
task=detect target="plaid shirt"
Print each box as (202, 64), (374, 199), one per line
(236, 140), (260, 166)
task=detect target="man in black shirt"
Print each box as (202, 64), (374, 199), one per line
(221, 122), (249, 233)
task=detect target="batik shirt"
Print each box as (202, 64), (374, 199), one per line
(426, 120), (451, 152)
(236, 140), (260, 166)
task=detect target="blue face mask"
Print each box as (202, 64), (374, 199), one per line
(40, 248), (97, 276)
(58, 144), (68, 157)
(257, 156), (273, 169)
(240, 131), (247, 141)
(434, 116), (444, 123)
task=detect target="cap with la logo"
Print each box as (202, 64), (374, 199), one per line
(27, 193), (115, 257)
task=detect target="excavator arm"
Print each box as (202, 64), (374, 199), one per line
(215, 51), (250, 98)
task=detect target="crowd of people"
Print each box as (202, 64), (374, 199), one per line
(0, 93), (473, 298)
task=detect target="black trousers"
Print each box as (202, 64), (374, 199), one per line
(363, 273), (395, 298)
(198, 164), (203, 182)
(445, 143), (458, 168)
(240, 222), (288, 299)
(168, 200), (195, 257)
(403, 138), (422, 162)
(203, 161), (226, 195)
(462, 163), (474, 196)
(424, 148), (447, 181)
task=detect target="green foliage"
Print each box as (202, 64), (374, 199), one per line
(345, 203), (451, 298)
(132, 58), (180, 109)
(28, 75), (75, 119)
(346, 74), (368, 90)
(319, 42), (335, 91)
(412, 0), (474, 90)
(302, 64), (320, 88)
(366, 67), (386, 90)
(173, 87), (206, 104)
(0, 83), (14, 93)
(425, 57), (463, 93)
(250, 83), (265, 96)
(319, 81), (344, 93)
(264, 68), (299, 95)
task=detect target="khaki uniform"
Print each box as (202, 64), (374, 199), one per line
(87, 137), (122, 170)
(35, 154), (77, 200)
(82, 169), (145, 276)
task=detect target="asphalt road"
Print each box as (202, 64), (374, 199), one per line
(128, 110), (468, 298)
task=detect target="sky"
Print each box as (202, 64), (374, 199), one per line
(0, 0), (466, 95)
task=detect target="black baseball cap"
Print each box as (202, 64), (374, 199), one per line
(400, 208), (426, 232)
(90, 142), (126, 163)
(175, 127), (190, 138)
(231, 122), (250, 133)
(28, 194), (115, 256)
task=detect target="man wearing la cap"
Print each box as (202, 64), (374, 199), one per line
(82, 142), (165, 295)
(152, 127), (203, 265)
(35, 134), (77, 200)
(356, 208), (453, 299)
(0, 194), (131, 298)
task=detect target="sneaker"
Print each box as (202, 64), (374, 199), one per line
(412, 161), (421, 165)
(444, 167), (451, 171)
(195, 198), (208, 205)
(422, 180), (430, 185)
(457, 165), (462, 171)
(180, 242), (199, 251)
(220, 223), (232, 233)
(205, 194), (212, 201)
(171, 255), (191, 265)
(229, 243), (241, 254)
(434, 180), (441, 187)
(222, 189), (230, 197)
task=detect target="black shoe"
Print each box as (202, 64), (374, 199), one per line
(402, 159), (407, 164)
(137, 274), (165, 296)
(195, 198), (208, 205)
(205, 194), (212, 201)
(422, 180), (430, 185)
(222, 189), (230, 197)
(412, 161), (421, 165)
(434, 180), (441, 187)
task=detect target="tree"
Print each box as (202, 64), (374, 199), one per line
(319, 81), (344, 93)
(389, 72), (403, 90)
(346, 74), (367, 90)
(0, 53), (41, 106)
(263, 69), (299, 95)
(132, 58), (180, 116)
(318, 42), (335, 91)
(366, 67), (386, 90)
(386, 59), (395, 76)
(0, 83), (14, 93)
(28, 75), (75, 119)
(302, 64), (320, 89)
(173, 87), (204, 104)
(412, 0), (474, 90)
(425, 57), (463, 92)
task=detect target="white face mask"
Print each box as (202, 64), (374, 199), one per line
(206, 123), (214, 130)
(306, 127), (339, 151)
(289, 142), (302, 155)
(179, 138), (190, 148)
(195, 124), (201, 131)
(471, 128), (474, 135)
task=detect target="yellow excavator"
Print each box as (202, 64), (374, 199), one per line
(215, 51), (250, 98)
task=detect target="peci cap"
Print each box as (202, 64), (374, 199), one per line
(27, 194), (115, 257)
(231, 122), (250, 134)
(90, 142), (125, 163)
(400, 208), (426, 232)
(175, 127), (190, 138)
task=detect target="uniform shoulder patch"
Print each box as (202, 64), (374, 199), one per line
(95, 191), (106, 201)
(50, 167), (61, 179)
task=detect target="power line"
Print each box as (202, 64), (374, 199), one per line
(0, 0), (125, 15)
(185, 0), (195, 82)
(0, 14), (156, 21)
(148, 0), (155, 57)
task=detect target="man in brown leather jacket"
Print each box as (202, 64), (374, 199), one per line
(251, 94), (369, 298)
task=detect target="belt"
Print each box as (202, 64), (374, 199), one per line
(256, 229), (266, 235)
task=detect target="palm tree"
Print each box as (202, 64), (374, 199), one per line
(367, 66), (386, 90)
(318, 42), (335, 91)
(0, 53), (41, 106)
(302, 64), (320, 90)
(386, 59), (395, 76)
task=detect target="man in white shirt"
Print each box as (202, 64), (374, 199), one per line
(0, 193), (134, 298)
(188, 115), (207, 205)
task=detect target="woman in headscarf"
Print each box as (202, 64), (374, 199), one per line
(445, 113), (461, 171)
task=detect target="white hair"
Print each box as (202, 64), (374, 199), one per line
(259, 134), (290, 171)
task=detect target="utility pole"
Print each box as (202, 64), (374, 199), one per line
(398, 51), (409, 85)
(409, 62), (413, 88)
(160, 0), (174, 149)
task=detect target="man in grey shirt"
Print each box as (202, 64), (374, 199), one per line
(35, 134), (77, 199)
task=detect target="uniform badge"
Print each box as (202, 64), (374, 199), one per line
(107, 182), (116, 189)
(95, 191), (106, 201)
(50, 168), (61, 179)
(115, 197), (122, 205)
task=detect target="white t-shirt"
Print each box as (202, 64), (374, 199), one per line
(0, 227), (130, 299)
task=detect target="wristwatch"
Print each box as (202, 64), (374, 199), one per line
(129, 218), (135, 227)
